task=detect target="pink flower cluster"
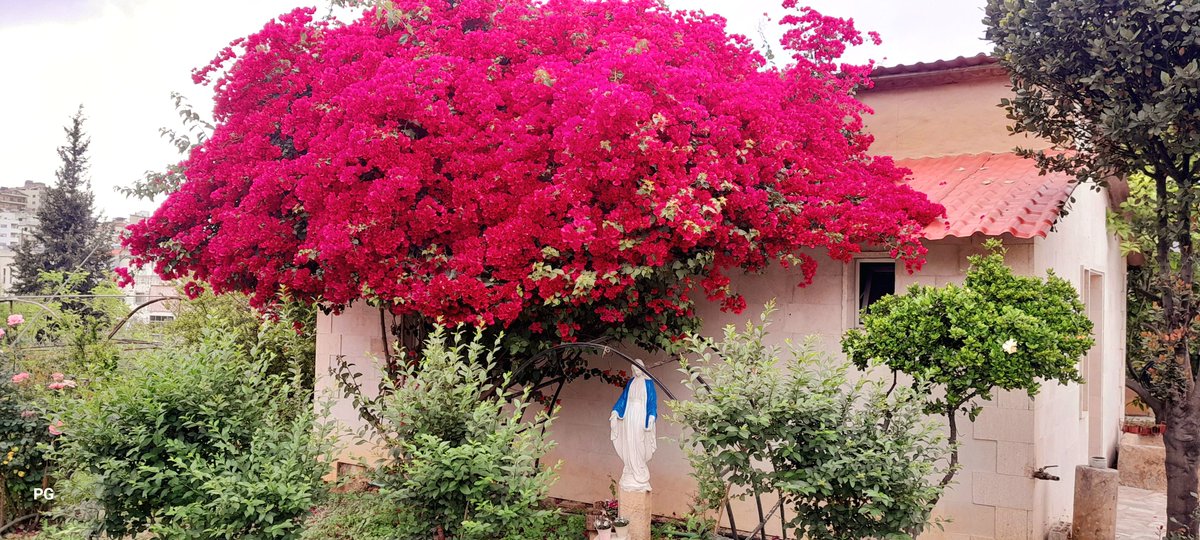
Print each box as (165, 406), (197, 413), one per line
(9, 372), (28, 384)
(6, 314), (23, 326)
(114, 267), (135, 288)
(47, 373), (76, 391)
(123, 0), (942, 346)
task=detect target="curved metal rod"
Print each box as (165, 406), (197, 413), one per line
(513, 341), (677, 400)
(0, 298), (58, 317)
(105, 296), (183, 340)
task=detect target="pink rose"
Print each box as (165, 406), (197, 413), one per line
(51, 372), (64, 382)
(7, 314), (23, 326)
(20, 410), (36, 418)
(48, 420), (63, 436)
(9, 372), (29, 384)
(47, 382), (64, 391)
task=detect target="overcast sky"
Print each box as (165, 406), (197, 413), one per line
(0, 0), (989, 217)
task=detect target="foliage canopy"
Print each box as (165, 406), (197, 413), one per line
(843, 244), (1093, 416)
(843, 243), (1092, 490)
(124, 0), (941, 355)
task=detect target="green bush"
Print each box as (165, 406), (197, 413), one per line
(165, 286), (316, 393)
(51, 332), (333, 538)
(0, 372), (55, 523)
(339, 327), (558, 539)
(674, 306), (947, 540)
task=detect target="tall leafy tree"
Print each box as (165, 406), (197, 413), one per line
(13, 106), (111, 297)
(985, 0), (1200, 532)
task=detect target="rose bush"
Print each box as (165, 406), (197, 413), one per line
(124, 0), (942, 355)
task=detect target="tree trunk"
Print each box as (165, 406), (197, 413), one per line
(1164, 402), (1200, 536)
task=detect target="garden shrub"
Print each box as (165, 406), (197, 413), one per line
(51, 332), (333, 538)
(165, 286), (317, 393)
(0, 371), (55, 524)
(674, 306), (947, 539)
(340, 326), (558, 539)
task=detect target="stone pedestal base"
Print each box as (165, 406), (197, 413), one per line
(1072, 465), (1118, 540)
(618, 489), (652, 540)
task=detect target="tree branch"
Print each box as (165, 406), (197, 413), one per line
(1126, 375), (1164, 420)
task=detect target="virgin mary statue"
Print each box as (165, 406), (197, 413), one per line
(609, 362), (658, 492)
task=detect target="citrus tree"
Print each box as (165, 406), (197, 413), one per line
(842, 242), (1093, 492)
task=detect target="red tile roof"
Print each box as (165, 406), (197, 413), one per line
(897, 153), (1078, 240)
(867, 54), (1006, 91)
(872, 53), (997, 77)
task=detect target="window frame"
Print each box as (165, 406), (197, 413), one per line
(846, 256), (898, 328)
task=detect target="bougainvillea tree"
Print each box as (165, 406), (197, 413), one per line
(124, 0), (942, 359)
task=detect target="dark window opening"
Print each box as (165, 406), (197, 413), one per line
(857, 261), (896, 317)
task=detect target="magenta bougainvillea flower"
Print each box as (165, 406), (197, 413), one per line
(124, 0), (942, 350)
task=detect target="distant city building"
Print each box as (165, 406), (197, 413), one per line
(0, 181), (49, 214)
(18, 181), (47, 214)
(0, 181), (48, 293)
(0, 183), (173, 324)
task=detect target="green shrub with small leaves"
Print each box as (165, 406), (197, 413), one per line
(339, 327), (558, 539)
(165, 285), (316, 393)
(674, 306), (947, 540)
(50, 332), (333, 538)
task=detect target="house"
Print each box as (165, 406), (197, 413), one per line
(313, 54), (1127, 539)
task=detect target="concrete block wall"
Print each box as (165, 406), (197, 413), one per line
(315, 302), (389, 466)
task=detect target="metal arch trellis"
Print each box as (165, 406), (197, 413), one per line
(105, 296), (184, 340)
(0, 295), (185, 367)
(510, 340), (786, 540)
(0, 294), (182, 532)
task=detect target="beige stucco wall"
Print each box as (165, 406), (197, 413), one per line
(860, 74), (1052, 160)
(314, 302), (389, 469)
(1027, 185), (1129, 533)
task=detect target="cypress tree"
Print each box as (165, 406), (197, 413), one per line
(12, 106), (111, 296)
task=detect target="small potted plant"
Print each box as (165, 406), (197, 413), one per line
(612, 517), (630, 539)
(594, 516), (613, 540)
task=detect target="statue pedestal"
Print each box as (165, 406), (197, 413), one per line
(618, 489), (652, 540)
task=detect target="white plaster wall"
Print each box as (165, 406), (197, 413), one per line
(1029, 185), (1128, 533)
